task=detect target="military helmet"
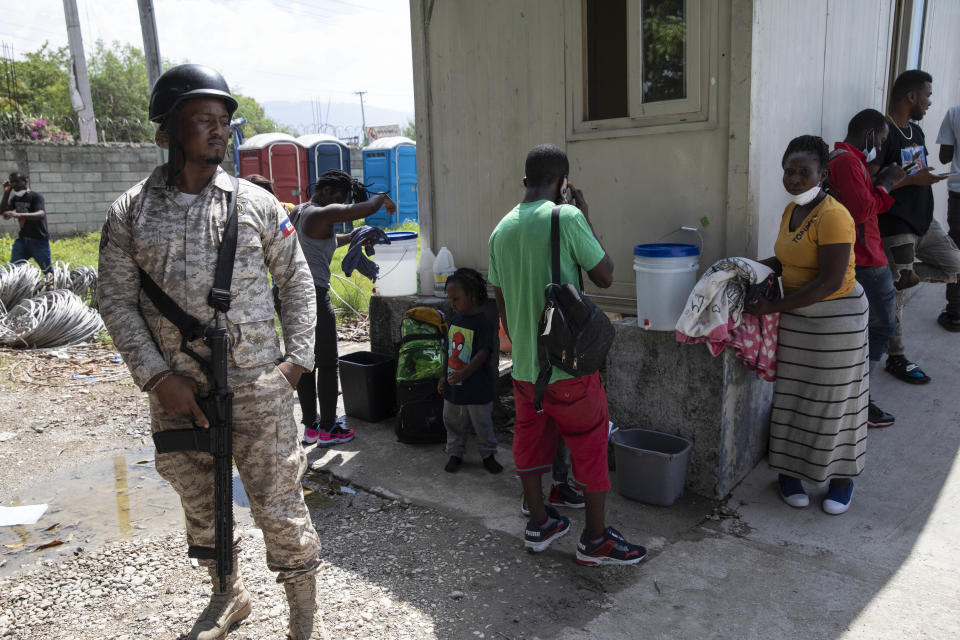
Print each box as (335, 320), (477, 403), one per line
(148, 64), (238, 123)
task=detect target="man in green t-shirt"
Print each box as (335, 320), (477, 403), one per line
(488, 144), (646, 566)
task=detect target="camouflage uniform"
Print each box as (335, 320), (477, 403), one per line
(98, 165), (322, 581)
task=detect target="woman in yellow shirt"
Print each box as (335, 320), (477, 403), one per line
(746, 135), (868, 516)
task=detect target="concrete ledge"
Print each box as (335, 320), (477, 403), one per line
(604, 320), (772, 498)
(368, 298), (773, 500)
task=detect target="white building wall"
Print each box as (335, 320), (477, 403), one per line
(748, 0), (895, 258)
(411, 0), (960, 308)
(918, 0), (960, 226)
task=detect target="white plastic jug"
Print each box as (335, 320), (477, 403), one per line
(433, 246), (456, 297)
(370, 231), (419, 296)
(418, 247), (435, 295)
(633, 243), (699, 330)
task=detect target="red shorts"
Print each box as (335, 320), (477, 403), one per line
(512, 372), (610, 493)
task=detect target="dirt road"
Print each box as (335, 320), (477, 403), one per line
(0, 344), (642, 640)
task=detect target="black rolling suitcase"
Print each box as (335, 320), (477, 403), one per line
(395, 379), (446, 444)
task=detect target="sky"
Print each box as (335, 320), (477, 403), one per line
(3, 0), (415, 127)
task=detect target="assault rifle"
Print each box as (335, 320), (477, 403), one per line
(139, 175), (240, 591)
(198, 323), (234, 591)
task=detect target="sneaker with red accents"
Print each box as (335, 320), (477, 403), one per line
(301, 425), (320, 445)
(576, 527), (646, 566)
(548, 483), (585, 509)
(523, 506), (570, 553)
(317, 424), (355, 447)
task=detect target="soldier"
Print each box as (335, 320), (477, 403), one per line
(98, 64), (326, 640)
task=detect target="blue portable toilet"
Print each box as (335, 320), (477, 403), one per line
(361, 136), (417, 227)
(296, 133), (351, 198)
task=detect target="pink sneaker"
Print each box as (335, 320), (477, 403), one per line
(302, 426), (320, 445)
(317, 424), (355, 446)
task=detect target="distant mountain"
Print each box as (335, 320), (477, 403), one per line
(262, 100), (414, 139)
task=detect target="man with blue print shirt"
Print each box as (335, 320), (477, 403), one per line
(873, 70), (960, 384)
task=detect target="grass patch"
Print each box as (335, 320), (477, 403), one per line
(2, 221), (423, 321)
(0, 231), (101, 268)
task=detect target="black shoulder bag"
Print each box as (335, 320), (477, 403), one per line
(533, 206), (615, 411)
(139, 175), (239, 591)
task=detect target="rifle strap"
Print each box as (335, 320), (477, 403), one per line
(138, 175), (240, 370)
(187, 546), (216, 560)
(153, 428), (212, 454)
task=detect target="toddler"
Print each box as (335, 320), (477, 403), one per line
(439, 268), (502, 474)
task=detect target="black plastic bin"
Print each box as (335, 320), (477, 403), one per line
(338, 351), (396, 422)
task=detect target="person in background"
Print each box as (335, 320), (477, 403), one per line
(874, 70), (958, 383)
(489, 143), (646, 566)
(285, 169), (396, 446)
(438, 267), (503, 474)
(244, 173), (295, 213)
(936, 101), (960, 332)
(1, 171), (52, 275)
(746, 135), (867, 516)
(827, 109), (904, 428)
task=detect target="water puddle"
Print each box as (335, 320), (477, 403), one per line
(0, 449), (256, 577)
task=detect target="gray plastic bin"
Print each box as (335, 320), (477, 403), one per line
(613, 428), (691, 506)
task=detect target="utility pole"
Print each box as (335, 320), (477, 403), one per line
(137, 0), (164, 162)
(137, 0), (162, 89)
(354, 90), (368, 146)
(62, 0), (97, 143)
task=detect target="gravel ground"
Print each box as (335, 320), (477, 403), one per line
(2, 474), (638, 640)
(0, 345), (642, 640)
(0, 347), (151, 504)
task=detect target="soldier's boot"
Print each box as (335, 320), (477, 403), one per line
(186, 558), (252, 640)
(283, 573), (329, 640)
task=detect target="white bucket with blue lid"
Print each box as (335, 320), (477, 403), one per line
(633, 243), (700, 330)
(370, 231), (418, 296)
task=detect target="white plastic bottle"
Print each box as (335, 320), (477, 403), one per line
(433, 246), (456, 297)
(418, 247), (435, 295)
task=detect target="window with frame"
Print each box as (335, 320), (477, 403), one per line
(577, 0), (711, 133)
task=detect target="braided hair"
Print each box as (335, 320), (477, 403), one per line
(313, 169), (374, 204)
(781, 135), (829, 171)
(445, 267), (488, 306)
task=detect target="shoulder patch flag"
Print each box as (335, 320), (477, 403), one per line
(280, 216), (295, 238)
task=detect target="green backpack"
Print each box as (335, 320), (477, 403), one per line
(395, 307), (447, 382)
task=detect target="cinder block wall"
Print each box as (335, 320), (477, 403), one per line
(1, 142), (237, 238)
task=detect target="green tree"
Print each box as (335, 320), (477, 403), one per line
(403, 118), (415, 139)
(88, 41), (152, 141)
(1, 42), (290, 143)
(0, 43), (72, 130)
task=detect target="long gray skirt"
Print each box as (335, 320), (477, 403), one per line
(768, 284), (869, 484)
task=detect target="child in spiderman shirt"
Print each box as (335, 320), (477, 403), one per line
(438, 268), (503, 474)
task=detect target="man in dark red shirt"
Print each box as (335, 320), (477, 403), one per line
(828, 109), (905, 428)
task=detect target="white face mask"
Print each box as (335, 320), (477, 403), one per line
(789, 184), (821, 206)
(863, 130), (877, 163)
(11, 189), (28, 198)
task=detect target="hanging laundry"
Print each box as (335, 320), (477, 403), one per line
(675, 257), (780, 380)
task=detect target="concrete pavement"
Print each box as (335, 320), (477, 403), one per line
(312, 281), (959, 639)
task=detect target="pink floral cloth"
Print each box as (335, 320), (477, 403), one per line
(675, 312), (779, 381)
